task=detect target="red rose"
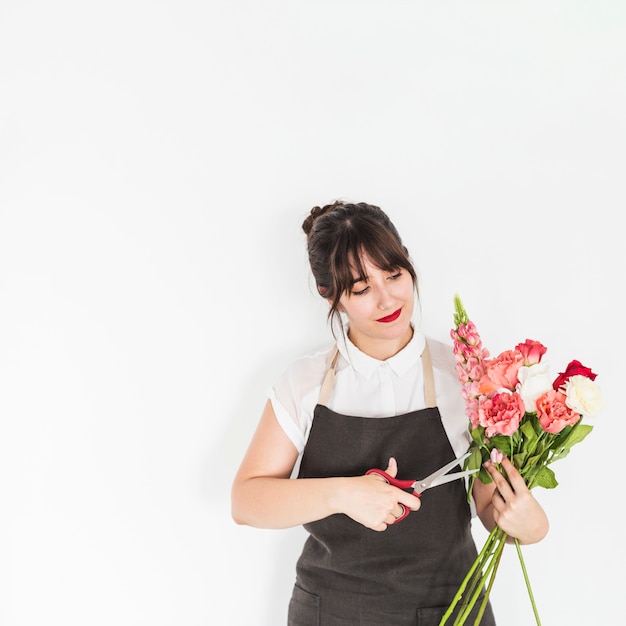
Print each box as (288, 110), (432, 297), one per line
(552, 359), (598, 391)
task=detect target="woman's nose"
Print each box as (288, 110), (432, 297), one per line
(377, 289), (393, 310)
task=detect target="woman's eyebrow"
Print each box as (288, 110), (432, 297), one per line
(349, 275), (367, 286)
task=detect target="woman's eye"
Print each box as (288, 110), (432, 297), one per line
(352, 286), (369, 296)
(389, 271), (402, 280)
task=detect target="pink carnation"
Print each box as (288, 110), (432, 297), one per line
(478, 391), (525, 437)
(536, 389), (581, 434)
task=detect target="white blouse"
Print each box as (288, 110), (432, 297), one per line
(269, 328), (472, 463)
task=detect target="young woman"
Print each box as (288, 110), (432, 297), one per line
(231, 201), (549, 625)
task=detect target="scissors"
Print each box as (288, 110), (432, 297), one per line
(365, 451), (478, 523)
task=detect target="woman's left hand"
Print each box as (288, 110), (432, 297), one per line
(481, 456), (549, 545)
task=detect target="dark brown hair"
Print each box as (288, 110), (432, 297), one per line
(302, 201), (418, 324)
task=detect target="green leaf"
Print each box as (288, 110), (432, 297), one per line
(520, 420), (539, 446)
(490, 435), (512, 455)
(512, 451), (527, 469)
(530, 414), (544, 437)
(470, 425), (485, 445)
(551, 424), (573, 447)
(467, 447), (483, 472)
(477, 467), (493, 485)
(532, 466), (558, 490)
(560, 423), (593, 449)
(525, 452), (548, 468)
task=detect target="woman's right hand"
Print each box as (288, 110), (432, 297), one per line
(337, 457), (422, 531)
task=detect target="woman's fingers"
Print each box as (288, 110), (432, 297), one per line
(382, 457), (420, 512)
(499, 456), (530, 492)
(365, 457), (421, 527)
(484, 458), (515, 500)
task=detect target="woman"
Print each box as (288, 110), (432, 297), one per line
(231, 201), (549, 625)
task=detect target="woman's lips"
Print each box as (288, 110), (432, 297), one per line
(376, 308), (402, 323)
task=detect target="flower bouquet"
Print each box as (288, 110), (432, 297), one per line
(439, 295), (605, 626)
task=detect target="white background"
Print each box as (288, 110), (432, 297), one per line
(1, 1), (623, 624)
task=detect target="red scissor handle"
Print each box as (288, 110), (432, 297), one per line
(365, 468), (420, 523)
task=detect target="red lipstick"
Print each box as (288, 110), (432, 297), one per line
(376, 308), (402, 323)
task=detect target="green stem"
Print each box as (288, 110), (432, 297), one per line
(439, 525), (506, 626)
(439, 526), (502, 625)
(514, 539), (542, 625)
(454, 530), (506, 625)
(472, 533), (506, 625)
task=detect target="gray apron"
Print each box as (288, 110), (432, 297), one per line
(287, 343), (496, 626)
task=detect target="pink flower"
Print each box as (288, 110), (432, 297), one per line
(478, 391), (525, 437)
(455, 321), (484, 347)
(478, 350), (525, 394)
(452, 338), (488, 364)
(465, 397), (480, 429)
(515, 339), (547, 366)
(552, 359), (598, 391)
(536, 389), (581, 434)
(490, 449), (504, 464)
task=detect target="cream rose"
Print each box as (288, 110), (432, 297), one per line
(564, 374), (605, 416)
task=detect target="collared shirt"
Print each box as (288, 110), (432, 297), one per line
(270, 328), (471, 461)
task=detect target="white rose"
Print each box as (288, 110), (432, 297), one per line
(516, 363), (553, 413)
(564, 375), (605, 416)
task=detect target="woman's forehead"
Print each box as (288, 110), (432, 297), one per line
(349, 251), (389, 277)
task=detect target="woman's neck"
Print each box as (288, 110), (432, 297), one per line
(347, 325), (414, 361)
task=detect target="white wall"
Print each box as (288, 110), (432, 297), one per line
(1, 1), (623, 624)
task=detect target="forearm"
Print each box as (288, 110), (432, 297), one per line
(231, 475), (347, 529)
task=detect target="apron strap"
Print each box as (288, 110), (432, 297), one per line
(421, 342), (437, 408)
(318, 345), (340, 407)
(317, 340), (437, 408)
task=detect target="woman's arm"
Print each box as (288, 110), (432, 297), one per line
(472, 456), (549, 545)
(231, 400), (421, 531)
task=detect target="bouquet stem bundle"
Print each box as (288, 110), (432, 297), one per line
(440, 526), (540, 626)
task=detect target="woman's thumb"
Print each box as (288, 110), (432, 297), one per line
(385, 456), (398, 478)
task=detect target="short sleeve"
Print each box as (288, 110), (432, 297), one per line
(268, 346), (332, 454)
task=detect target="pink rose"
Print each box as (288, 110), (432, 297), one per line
(478, 349), (525, 394)
(478, 391), (525, 437)
(515, 339), (547, 366)
(552, 360), (598, 391)
(536, 389), (581, 434)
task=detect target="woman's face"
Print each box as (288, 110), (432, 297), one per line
(337, 253), (415, 358)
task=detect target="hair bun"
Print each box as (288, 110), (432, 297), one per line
(302, 201), (344, 236)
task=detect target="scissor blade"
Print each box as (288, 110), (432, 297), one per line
(428, 469), (479, 490)
(413, 452), (472, 493)
(418, 452), (471, 485)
